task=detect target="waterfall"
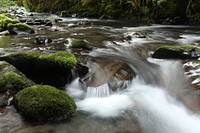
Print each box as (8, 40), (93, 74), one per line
(86, 84), (110, 98)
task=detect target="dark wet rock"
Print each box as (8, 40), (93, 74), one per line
(18, 19), (27, 23)
(34, 19), (46, 25)
(28, 13), (33, 16)
(34, 36), (53, 45)
(54, 18), (63, 23)
(132, 32), (147, 38)
(0, 51), (77, 87)
(75, 63), (89, 78)
(67, 23), (80, 28)
(0, 94), (9, 107)
(25, 20), (34, 25)
(69, 39), (92, 50)
(124, 32), (148, 40)
(45, 21), (53, 26)
(152, 45), (200, 60)
(156, 16), (186, 25)
(183, 61), (200, 87)
(33, 22), (41, 25)
(60, 11), (71, 17)
(8, 23), (35, 35)
(14, 85), (76, 122)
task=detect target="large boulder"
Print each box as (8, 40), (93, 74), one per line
(14, 85), (76, 122)
(0, 51), (77, 87)
(152, 45), (200, 60)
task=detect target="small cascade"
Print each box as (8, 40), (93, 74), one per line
(71, 69), (79, 79)
(86, 84), (110, 98)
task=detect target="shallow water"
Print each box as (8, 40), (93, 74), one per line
(1, 10), (200, 133)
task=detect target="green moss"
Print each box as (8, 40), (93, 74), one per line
(158, 45), (200, 52)
(0, 71), (34, 93)
(8, 23), (33, 30)
(0, 30), (9, 36)
(39, 51), (77, 68)
(70, 39), (92, 50)
(5, 51), (77, 68)
(0, 14), (20, 32)
(14, 85), (76, 121)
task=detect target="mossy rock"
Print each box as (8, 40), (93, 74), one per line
(0, 14), (20, 32)
(8, 23), (35, 35)
(0, 71), (35, 93)
(0, 30), (9, 36)
(0, 51), (77, 87)
(152, 45), (200, 60)
(0, 61), (35, 93)
(70, 39), (92, 50)
(0, 13), (34, 34)
(14, 85), (76, 122)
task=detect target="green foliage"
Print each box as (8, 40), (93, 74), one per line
(0, 71), (34, 93)
(22, 0), (30, 11)
(14, 85), (76, 121)
(0, 0), (17, 8)
(17, 0), (200, 22)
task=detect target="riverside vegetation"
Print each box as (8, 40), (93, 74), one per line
(16, 0), (200, 24)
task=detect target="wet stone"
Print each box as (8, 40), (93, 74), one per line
(45, 22), (53, 27)
(0, 95), (9, 108)
(35, 36), (53, 45)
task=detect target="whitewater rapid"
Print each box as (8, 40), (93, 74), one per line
(67, 59), (200, 133)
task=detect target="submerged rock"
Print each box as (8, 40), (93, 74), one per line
(0, 51), (77, 87)
(14, 85), (76, 122)
(152, 45), (200, 60)
(69, 39), (92, 50)
(34, 36), (52, 45)
(0, 94), (9, 108)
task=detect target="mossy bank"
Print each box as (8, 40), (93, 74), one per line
(17, 0), (200, 24)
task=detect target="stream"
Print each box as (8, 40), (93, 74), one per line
(1, 8), (200, 133)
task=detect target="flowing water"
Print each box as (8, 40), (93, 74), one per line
(1, 9), (200, 133)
